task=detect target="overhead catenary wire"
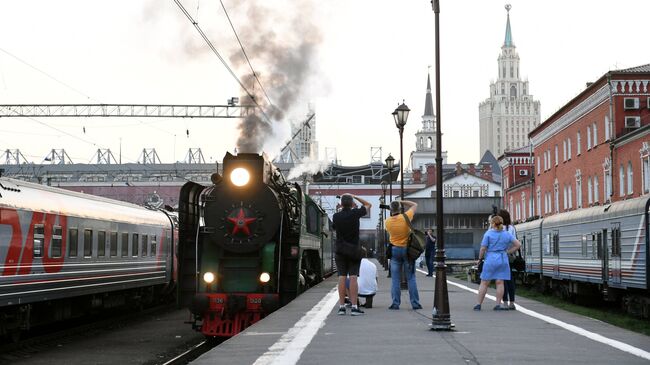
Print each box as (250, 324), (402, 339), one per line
(218, 0), (275, 110)
(172, 0), (273, 125)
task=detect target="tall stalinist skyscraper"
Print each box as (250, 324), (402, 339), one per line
(479, 4), (540, 159)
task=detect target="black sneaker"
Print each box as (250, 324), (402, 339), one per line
(337, 306), (346, 315)
(350, 307), (365, 316)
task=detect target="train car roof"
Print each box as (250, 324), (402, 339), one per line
(543, 196), (650, 226)
(0, 177), (169, 226)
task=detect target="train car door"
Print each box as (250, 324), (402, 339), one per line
(552, 230), (560, 278)
(609, 223), (621, 285)
(598, 230), (608, 283)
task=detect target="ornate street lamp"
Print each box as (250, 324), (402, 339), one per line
(392, 103), (410, 200)
(430, 0), (452, 331)
(385, 154), (395, 203)
(380, 181), (388, 269)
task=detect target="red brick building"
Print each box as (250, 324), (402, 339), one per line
(498, 146), (534, 222)
(502, 64), (650, 221)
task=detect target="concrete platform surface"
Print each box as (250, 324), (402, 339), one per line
(193, 260), (650, 365)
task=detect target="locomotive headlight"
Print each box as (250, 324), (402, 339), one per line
(231, 167), (250, 187)
(259, 272), (271, 283)
(203, 272), (215, 284)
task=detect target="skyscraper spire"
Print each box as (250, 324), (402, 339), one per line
(504, 4), (513, 47)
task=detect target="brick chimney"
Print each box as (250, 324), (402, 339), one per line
(426, 164), (436, 187)
(455, 162), (462, 176)
(413, 169), (422, 183)
(468, 163), (476, 176)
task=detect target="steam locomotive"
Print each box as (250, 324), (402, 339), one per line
(516, 196), (649, 317)
(0, 177), (177, 340)
(178, 152), (334, 337)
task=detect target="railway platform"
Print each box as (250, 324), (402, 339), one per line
(192, 260), (650, 365)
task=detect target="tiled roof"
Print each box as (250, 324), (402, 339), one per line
(615, 64), (650, 73)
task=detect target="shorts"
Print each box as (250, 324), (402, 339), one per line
(335, 254), (361, 277)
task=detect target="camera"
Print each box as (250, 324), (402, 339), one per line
(379, 204), (390, 210)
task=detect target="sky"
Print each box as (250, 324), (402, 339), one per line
(0, 0), (649, 168)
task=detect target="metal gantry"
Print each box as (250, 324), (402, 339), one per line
(0, 104), (256, 118)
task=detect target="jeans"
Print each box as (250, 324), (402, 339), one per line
(390, 246), (420, 308)
(425, 248), (434, 275)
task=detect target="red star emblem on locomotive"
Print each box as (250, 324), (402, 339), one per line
(227, 208), (257, 236)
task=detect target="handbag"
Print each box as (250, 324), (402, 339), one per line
(335, 240), (362, 260)
(402, 214), (425, 262)
(512, 249), (525, 271)
(477, 259), (484, 274)
(386, 243), (393, 260)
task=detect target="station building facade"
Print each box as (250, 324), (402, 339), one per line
(501, 64), (650, 222)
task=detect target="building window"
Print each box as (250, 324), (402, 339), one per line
(594, 175), (600, 202)
(554, 145), (558, 166)
(604, 158), (611, 203)
(587, 126), (592, 150)
(627, 162), (633, 195)
(577, 132), (581, 155)
(619, 164), (625, 197)
(593, 123), (598, 147)
(576, 171), (582, 209)
(563, 141), (567, 162)
(588, 177), (593, 204)
(537, 156), (540, 175)
(554, 181), (559, 213)
(605, 116), (610, 141)
(510, 84), (516, 98)
(536, 188), (541, 216)
(510, 65), (514, 78)
(642, 144), (650, 194)
(567, 138), (572, 160)
(562, 185), (567, 210)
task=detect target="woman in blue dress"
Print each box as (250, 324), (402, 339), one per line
(473, 215), (521, 311)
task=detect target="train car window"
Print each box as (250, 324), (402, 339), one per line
(132, 233), (139, 257)
(33, 224), (44, 258)
(596, 232), (603, 259)
(68, 228), (78, 257)
(591, 233), (597, 259)
(121, 232), (129, 257)
(141, 235), (148, 257)
(98, 231), (106, 257)
(552, 231), (559, 257)
(110, 232), (118, 257)
(151, 235), (157, 256)
(84, 229), (93, 257)
(581, 235), (588, 257)
(525, 235), (532, 255)
(52, 226), (62, 258)
(306, 204), (319, 234)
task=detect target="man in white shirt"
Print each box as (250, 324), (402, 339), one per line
(357, 258), (378, 307)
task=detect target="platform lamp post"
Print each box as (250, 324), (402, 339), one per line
(380, 181), (388, 269)
(392, 103), (410, 200)
(385, 154), (395, 203)
(430, 0), (452, 331)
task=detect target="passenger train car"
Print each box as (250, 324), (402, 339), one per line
(516, 196), (649, 316)
(178, 152), (334, 338)
(0, 177), (177, 340)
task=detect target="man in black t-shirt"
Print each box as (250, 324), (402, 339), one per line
(333, 193), (371, 316)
